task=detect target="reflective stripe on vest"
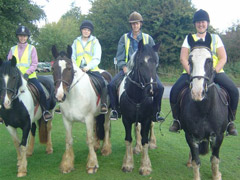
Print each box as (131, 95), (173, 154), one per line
(124, 33), (149, 62)
(76, 39), (99, 71)
(11, 45), (37, 78)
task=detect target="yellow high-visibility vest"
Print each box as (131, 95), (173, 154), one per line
(124, 33), (149, 62)
(76, 38), (100, 71)
(183, 34), (223, 73)
(11, 44), (37, 79)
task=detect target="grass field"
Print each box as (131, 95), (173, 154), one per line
(0, 99), (239, 180)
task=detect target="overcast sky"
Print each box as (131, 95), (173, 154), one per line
(33, 0), (240, 32)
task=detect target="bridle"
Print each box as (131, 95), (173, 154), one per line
(0, 70), (23, 102)
(189, 46), (214, 91)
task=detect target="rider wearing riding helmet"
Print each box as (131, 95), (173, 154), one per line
(108, 11), (165, 121)
(169, 9), (239, 136)
(71, 20), (108, 114)
(7, 25), (52, 121)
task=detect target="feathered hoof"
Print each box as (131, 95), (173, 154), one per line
(26, 152), (33, 157)
(186, 162), (192, 168)
(87, 166), (98, 174)
(122, 166), (134, 173)
(60, 164), (74, 174)
(213, 173), (222, 180)
(17, 172), (27, 177)
(46, 148), (53, 154)
(133, 147), (142, 155)
(139, 167), (152, 176)
(101, 148), (112, 156)
(149, 143), (157, 150)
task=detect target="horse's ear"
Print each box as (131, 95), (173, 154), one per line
(138, 39), (144, 51)
(152, 42), (161, 53)
(67, 45), (72, 59)
(205, 32), (212, 49)
(11, 56), (17, 67)
(52, 45), (58, 59)
(187, 33), (195, 49)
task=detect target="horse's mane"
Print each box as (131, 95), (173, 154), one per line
(0, 60), (23, 89)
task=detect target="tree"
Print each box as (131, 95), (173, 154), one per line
(0, 0), (45, 58)
(88, 0), (197, 69)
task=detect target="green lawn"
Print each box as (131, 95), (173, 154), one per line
(0, 99), (239, 180)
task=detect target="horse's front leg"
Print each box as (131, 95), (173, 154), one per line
(27, 123), (37, 156)
(7, 126), (21, 167)
(60, 118), (74, 173)
(139, 122), (152, 176)
(86, 116), (99, 174)
(122, 120), (134, 172)
(186, 134), (201, 180)
(101, 112), (112, 156)
(133, 123), (142, 154)
(149, 121), (157, 149)
(211, 134), (223, 180)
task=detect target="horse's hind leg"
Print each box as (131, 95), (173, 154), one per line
(101, 112), (112, 156)
(186, 151), (192, 167)
(27, 123), (36, 156)
(60, 119), (74, 173)
(46, 120), (53, 154)
(134, 123), (142, 154)
(149, 122), (157, 149)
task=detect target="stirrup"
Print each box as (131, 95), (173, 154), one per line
(169, 119), (181, 133)
(155, 112), (165, 122)
(43, 110), (52, 122)
(100, 103), (108, 114)
(226, 121), (238, 136)
(110, 110), (118, 120)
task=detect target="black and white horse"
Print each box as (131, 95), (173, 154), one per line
(119, 40), (160, 175)
(51, 45), (112, 174)
(180, 33), (228, 180)
(0, 57), (56, 177)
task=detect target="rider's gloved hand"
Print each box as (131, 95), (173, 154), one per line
(23, 73), (29, 81)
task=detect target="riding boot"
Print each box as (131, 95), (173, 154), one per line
(0, 116), (4, 124)
(169, 103), (181, 132)
(100, 86), (108, 114)
(227, 110), (238, 136)
(41, 99), (52, 122)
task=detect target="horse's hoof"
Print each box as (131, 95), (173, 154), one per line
(122, 166), (134, 173)
(139, 168), (152, 176)
(17, 172), (27, 177)
(149, 144), (157, 150)
(186, 162), (192, 168)
(61, 168), (74, 174)
(87, 166), (98, 174)
(26, 152), (33, 157)
(101, 148), (112, 156)
(46, 148), (53, 154)
(133, 147), (142, 154)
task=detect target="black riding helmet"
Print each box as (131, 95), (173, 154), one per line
(80, 20), (94, 33)
(193, 9), (210, 23)
(16, 26), (31, 36)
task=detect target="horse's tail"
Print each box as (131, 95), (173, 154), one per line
(199, 140), (209, 155)
(96, 114), (105, 140)
(38, 118), (48, 144)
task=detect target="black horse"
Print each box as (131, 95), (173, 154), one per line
(119, 40), (160, 175)
(180, 33), (228, 180)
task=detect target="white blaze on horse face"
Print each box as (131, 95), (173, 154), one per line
(3, 75), (11, 109)
(190, 49), (211, 101)
(55, 60), (67, 101)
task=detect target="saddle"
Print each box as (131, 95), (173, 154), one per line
(27, 82), (50, 106)
(87, 71), (105, 96)
(178, 84), (230, 111)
